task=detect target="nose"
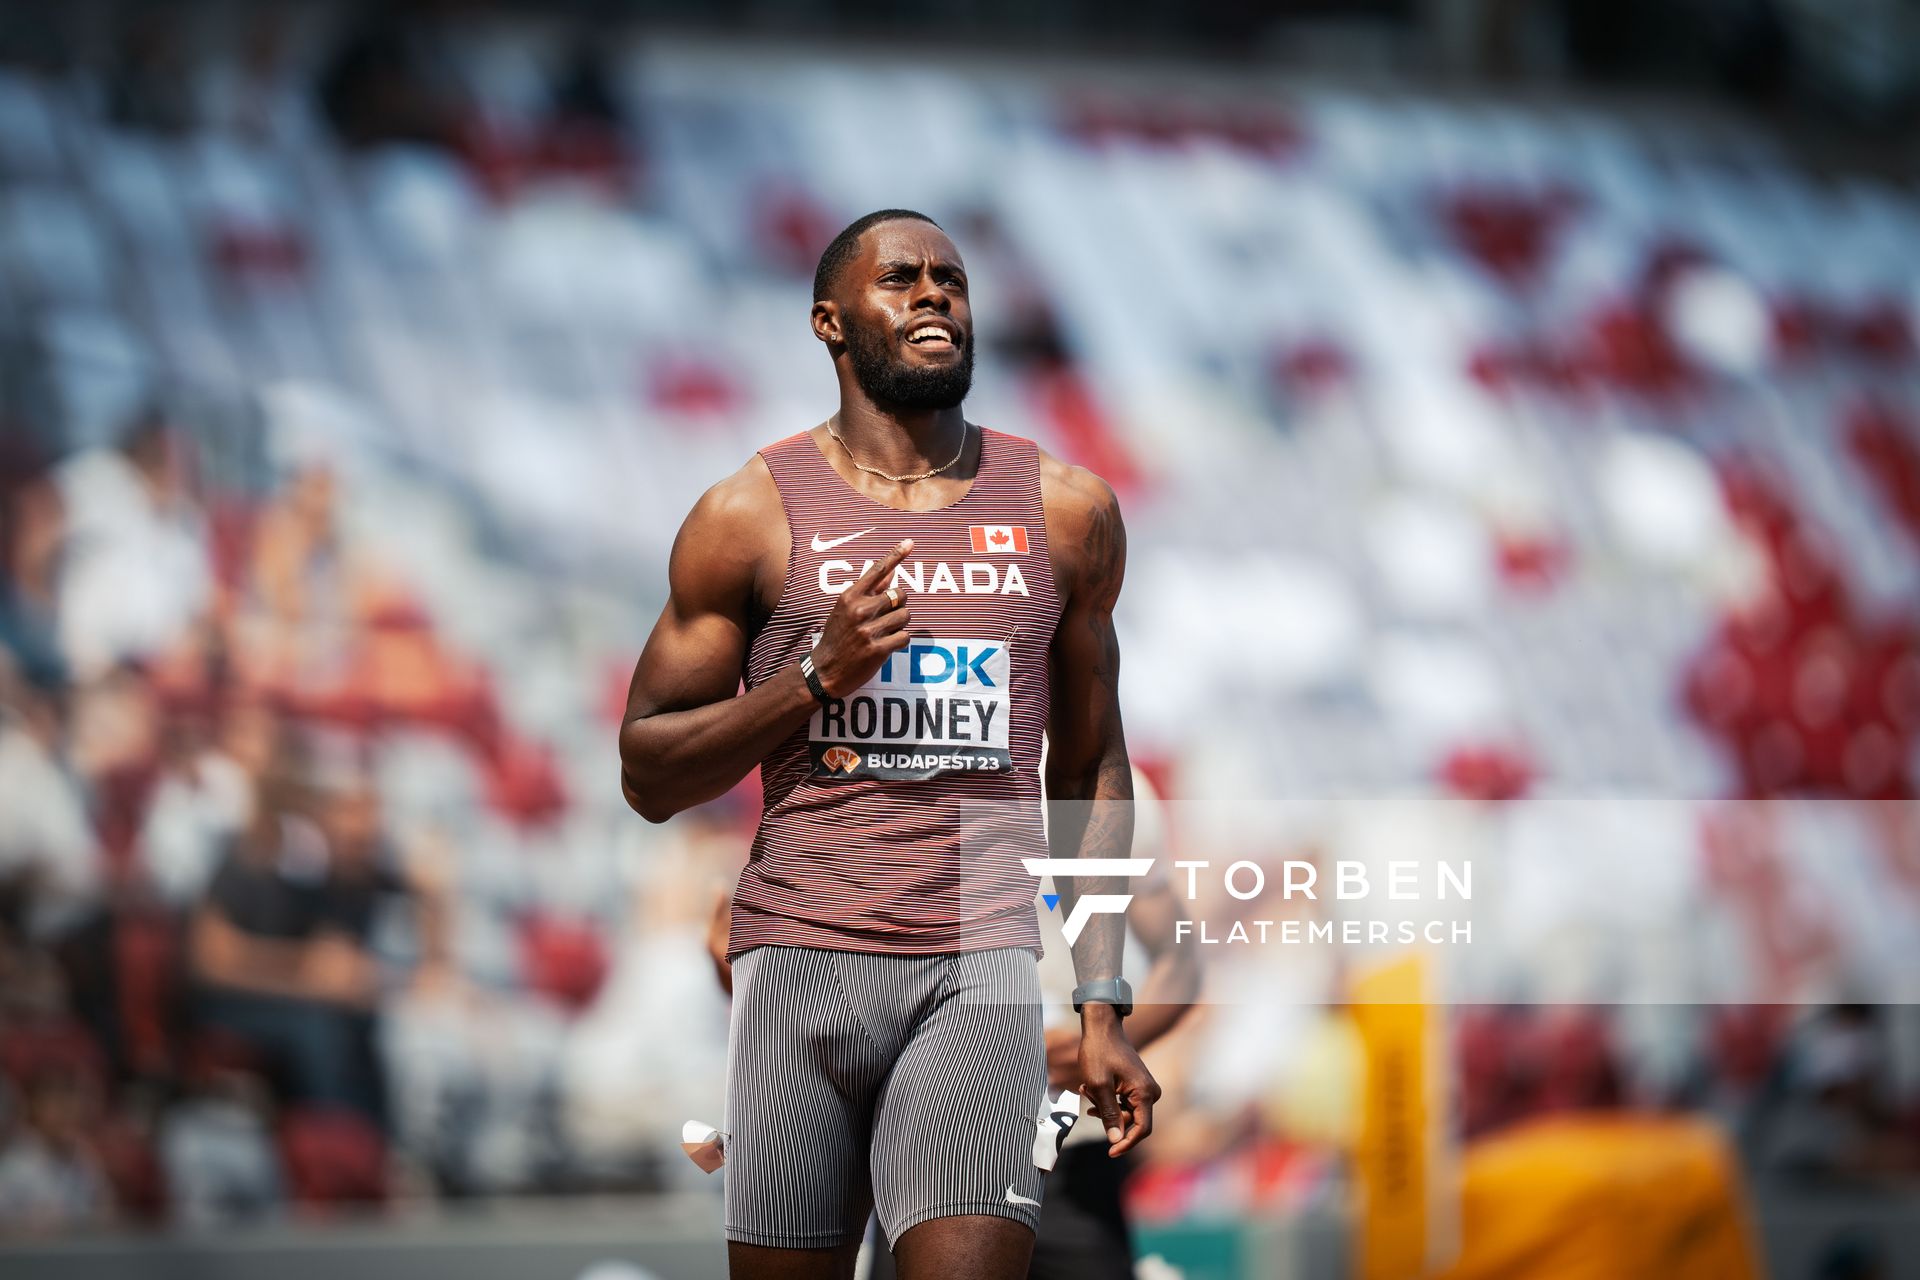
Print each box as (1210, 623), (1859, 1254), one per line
(908, 269), (951, 312)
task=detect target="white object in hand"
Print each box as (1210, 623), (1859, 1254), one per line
(1032, 1089), (1080, 1171)
(681, 1120), (726, 1174)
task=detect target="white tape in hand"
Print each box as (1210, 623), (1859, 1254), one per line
(681, 1120), (727, 1174)
(1032, 1090), (1080, 1171)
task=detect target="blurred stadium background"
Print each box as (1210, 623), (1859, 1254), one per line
(1, 1), (1919, 1277)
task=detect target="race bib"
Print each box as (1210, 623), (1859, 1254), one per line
(808, 636), (1011, 780)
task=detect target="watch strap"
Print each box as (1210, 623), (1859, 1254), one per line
(1071, 978), (1134, 1018)
(799, 654), (831, 706)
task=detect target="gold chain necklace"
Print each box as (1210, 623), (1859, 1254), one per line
(827, 419), (970, 484)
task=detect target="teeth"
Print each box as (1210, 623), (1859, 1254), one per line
(910, 328), (951, 343)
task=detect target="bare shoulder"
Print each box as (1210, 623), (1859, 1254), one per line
(1037, 447), (1125, 604)
(1037, 447), (1120, 533)
(685, 454), (781, 533)
(670, 454), (787, 614)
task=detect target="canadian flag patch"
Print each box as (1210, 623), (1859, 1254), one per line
(970, 525), (1029, 554)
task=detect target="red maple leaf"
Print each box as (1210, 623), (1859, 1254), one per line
(990, 529), (1010, 546)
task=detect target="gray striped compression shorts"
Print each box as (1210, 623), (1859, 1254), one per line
(723, 945), (1048, 1250)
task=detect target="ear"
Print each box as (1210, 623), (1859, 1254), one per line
(810, 299), (842, 347)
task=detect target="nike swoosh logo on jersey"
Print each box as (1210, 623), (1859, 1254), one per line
(1005, 1184), (1041, 1208)
(810, 528), (875, 552)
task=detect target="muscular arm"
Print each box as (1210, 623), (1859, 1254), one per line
(1043, 870), (1202, 1092)
(1043, 460), (1133, 992)
(1042, 455), (1160, 1153)
(618, 461), (814, 822)
(619, 457), (916, 823)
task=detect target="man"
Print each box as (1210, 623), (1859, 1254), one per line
(619, 209), (1158, 1280)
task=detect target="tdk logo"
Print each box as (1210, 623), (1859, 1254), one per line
(1022, 858), (1155, 944)
(877, 644), (998, 689)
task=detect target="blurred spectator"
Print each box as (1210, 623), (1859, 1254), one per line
(0, 668), (97, 941)
(0, 446), (66, 691)
(316, 6), (463, 152)
(239, 461), (354, 695)
(0, 1068), (109, 1234)
(52, 411), (211, 683)
(140, 692), (277, 909)
(188, 743), (435, 1136)
(559, 836), (728, 1185)
(104, 10), (197, 135)
(157, 1036), (285, 1228)
(1756, 1006), (1919, 1184)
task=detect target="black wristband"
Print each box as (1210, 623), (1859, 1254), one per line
(799, 654), (831, 706)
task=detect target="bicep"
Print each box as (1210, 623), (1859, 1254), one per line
(1046, 481), (1128, 781)
(624, 478), (771, 720)
(626, 591), (751, 719)
(1047, 598), (1121, 757)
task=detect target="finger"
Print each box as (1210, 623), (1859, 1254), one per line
(869, 605), (912, 635)
(1088, 1080), (1125, 1146)
(855, 539), (914, 593)
(878, 629), (914, 655)
(1109, 1088), (1155, 1156)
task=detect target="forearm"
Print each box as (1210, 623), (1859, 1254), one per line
(1047, 745), (1134, 993)
(620, 664), (817, 821)
(192, 913), (313, 999)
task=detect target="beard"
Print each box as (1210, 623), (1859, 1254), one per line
(845, 319), (974, 411)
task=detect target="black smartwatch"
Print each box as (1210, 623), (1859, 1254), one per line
(1071, 978), (1134, 1019)
(798, 654), (831, 706)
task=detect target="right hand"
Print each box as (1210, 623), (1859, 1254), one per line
(810, 539), (916, 697)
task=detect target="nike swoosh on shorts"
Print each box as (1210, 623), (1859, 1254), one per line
(810, 528), (875, 552)
(1004, 1184), (1041, 1208)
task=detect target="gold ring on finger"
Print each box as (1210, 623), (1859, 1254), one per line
(886, 588), (901, 610)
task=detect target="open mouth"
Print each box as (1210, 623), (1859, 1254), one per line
(906, 323), (960, 349)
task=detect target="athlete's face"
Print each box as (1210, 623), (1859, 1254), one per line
(825, 222), (973, 411)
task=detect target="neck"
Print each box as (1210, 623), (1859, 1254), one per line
(830, 397), (968, 475)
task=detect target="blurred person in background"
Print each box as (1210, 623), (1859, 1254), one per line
(316, 1), (465, 152)
(0, 444), (66, 690)
(240, 459), (354, 695)
(188, 733), (443, 1137)
(620, 209), (1158, 1279)
(562, 828), (732, 1190)
(1756, 1005), (1919, 1185)
(140, 689), (279, 910)
(0, 662), (97, 946)
(51, 408), (211, 684)
(155, 1036), (286, 1229)
(0, 1065), (109, 1235)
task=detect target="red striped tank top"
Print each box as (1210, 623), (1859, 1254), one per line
(730, 426), (1062, 958)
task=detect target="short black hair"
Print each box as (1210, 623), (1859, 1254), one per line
(812, 208), (940, 303)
